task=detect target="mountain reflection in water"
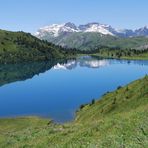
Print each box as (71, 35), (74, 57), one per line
(0, 56), (148, 87)
(53, 56), (109, 70)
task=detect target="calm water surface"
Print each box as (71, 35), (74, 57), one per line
(0, 56), (148, 122)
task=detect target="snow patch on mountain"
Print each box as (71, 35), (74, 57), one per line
(82, 24), (114, 35)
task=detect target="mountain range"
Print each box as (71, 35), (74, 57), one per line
(35, 22), (148, 38)
(35, 22), (148, 50)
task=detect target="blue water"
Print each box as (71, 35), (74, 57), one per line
(0, 56), (148, 123)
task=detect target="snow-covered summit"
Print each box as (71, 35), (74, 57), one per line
(35, 22), (117, 37)
(35, 22), (80, 37)
(78, 23), (114, 35)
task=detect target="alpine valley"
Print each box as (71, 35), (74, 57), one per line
(0, 1), (148, 147)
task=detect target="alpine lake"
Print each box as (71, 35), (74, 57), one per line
(0, 56), (148, 123)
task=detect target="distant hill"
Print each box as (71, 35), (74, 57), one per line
(44, 32), (148, 51)
(0, 29), (74, 63)
(35, 22), (148, 50)
(0, 75), (147, 147)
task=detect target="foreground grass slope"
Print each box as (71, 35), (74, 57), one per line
(0, 29), (75, 63)
(0, 76), (148, 147)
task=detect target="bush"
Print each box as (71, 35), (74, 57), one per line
(117, 86), (122, 90)
(80, 104), (85, 110)
(91, 99), (95, 105)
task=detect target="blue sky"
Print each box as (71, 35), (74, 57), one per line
(0, 0), (148, 33)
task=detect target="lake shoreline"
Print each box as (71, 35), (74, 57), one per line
(90, 54), (148, 60)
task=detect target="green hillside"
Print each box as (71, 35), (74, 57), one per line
(0, 29), (75, 63)
(45, 32), (148, 51)
(91, 48), (148, 60)
(0, 75), (147, 147)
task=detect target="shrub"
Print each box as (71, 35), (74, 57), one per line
(80, 104), (85, 110)
(125, 87), (129, 91)
(117, 86), (122, 90)
(91, 99), (95, 105)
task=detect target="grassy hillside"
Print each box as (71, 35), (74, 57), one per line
(43, 32), (148, 51)
(0, 75), (147, 147)
(0, 29), (75, 63)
